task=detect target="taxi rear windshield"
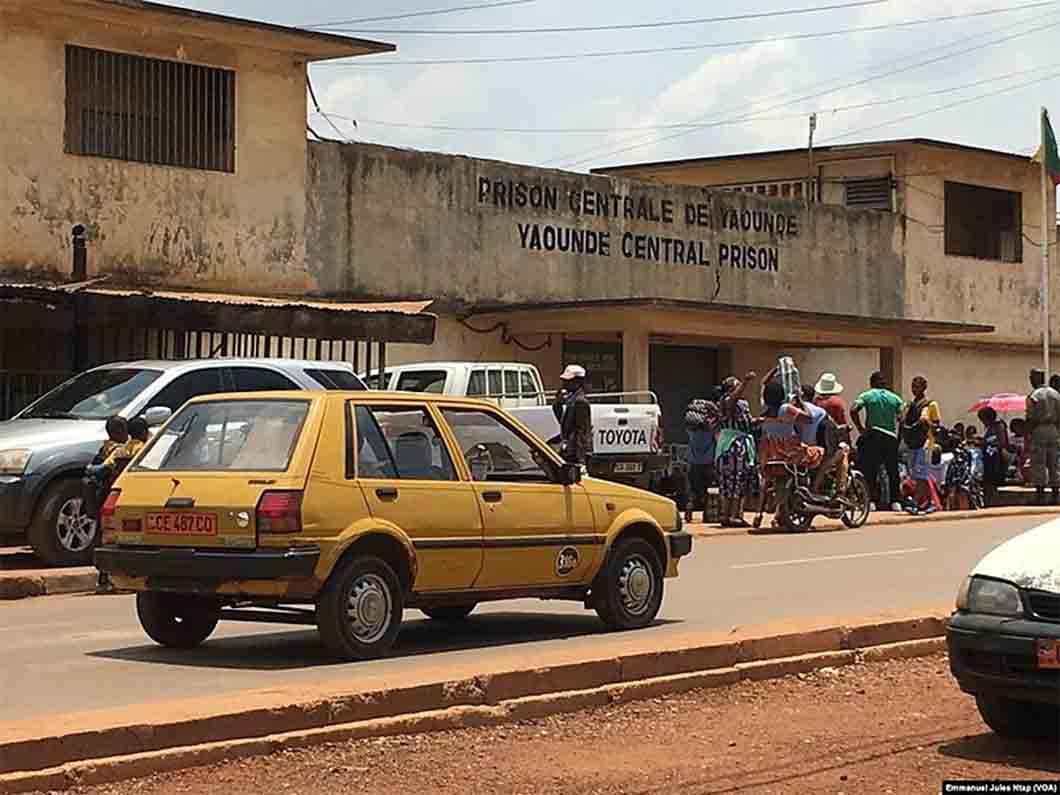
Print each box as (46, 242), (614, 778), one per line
(136, 399), (309, 472)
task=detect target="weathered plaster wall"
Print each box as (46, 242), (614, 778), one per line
(901, 147), (1057, 344)
(307, 142), (906, 321)
(0, 3), (310, 292)
(797, 343), (1041, 427)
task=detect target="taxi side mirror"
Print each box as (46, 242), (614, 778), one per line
(558, 462), (582, 486)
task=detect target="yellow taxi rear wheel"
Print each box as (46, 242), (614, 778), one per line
(136, 592), (220, 649)
(317, 555), (404, 661)
(421, 604), (477, 623)
(592, 537), (664, 631)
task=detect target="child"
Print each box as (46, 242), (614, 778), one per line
(122, 417), (150, 464)
(85, 415), (128, 593)
(84, 416), (128, 507)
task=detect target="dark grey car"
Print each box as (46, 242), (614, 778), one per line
(0, 359), (364, 566)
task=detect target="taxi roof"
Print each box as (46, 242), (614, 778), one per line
(184, 390), (502, 411)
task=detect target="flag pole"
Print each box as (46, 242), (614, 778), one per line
(1042, 106), (1051, 375)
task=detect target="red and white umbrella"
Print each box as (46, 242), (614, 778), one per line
(968, 393), (1026, 414)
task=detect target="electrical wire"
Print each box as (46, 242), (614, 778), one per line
(310, 63), (1060, 137)
(315, 1), (1058, 66)
(819, 70), (1060, 144)
(304, 0), (536, 29)
(548, 12), (1060, 169)
(320, 0), (887, 35)
(306, 75), (352, 142)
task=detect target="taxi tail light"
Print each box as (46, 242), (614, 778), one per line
(256, 490), (303, 534)
(100, 489), (121, 532)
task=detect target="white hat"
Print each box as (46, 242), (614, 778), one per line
(560, 364), (586, 381)
(814, 372), (844, 396)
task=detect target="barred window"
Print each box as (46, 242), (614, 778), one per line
(64, 45), (235, 173)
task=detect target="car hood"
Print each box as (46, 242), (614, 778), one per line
(0, 418), (106, 450)
(581, 475), (676, 523)
(973, 517), (1060, 593)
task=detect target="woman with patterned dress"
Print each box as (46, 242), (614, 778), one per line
(715, 371), (758, 527)
(757, 382), (826, 528)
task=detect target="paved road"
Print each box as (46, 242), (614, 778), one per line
(0, 515), (1046, 722)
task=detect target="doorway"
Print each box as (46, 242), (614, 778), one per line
(650, 345), (719, 443)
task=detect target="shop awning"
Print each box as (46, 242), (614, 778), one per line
(463, 297), (992, 346)
(0, 283), (436, 344)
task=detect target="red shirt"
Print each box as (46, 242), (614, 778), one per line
(814, 395), (849, 426)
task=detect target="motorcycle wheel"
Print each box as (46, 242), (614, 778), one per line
(780, 484), (813, 532)
(841, 471), (871, 529)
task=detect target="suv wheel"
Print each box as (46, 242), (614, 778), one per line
(136, 592), (221, 649)
(592, 537), (664, 631)
(421, 604), (477, 623)
(976, 693), (1059, 739)
(318, 555), (403, 661)
(29, 479), (98, 567)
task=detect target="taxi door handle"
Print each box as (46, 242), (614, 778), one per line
(165, 497), (195, 509)
(482, 491), (503, 503)
(376, 488), (399, 501)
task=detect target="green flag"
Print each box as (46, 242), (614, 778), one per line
(1034, 108), (1060, 187)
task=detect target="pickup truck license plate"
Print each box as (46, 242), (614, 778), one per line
(1037, 639), (1060, 669)
(613, 462), (643, 474)
(147, 512), (218, 536)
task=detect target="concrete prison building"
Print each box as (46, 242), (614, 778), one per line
(0, 0), (1052, 437)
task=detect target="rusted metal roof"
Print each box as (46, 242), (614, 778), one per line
(0, 283), (436, 345)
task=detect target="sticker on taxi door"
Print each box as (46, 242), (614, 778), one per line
(556, 546), (579, 577)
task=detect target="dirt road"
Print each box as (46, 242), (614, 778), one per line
(44, 654), (1058, 795)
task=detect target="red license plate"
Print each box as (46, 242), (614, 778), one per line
(1037, 639), (1060, 669)
(146, 512), (218, 536)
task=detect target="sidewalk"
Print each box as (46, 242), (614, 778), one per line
(688, 504), (1060, 539)
(0, 548), (97, 600)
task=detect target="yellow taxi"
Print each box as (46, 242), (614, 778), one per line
(94, 392), (692, 660)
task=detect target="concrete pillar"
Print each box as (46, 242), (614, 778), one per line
(880, 341), (904, 396)
(622, 327), (650, 394)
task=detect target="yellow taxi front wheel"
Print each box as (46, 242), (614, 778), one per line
(136, 592), (221, 649)
(317, 555), (404, 661)
(592, 537), (664, 631)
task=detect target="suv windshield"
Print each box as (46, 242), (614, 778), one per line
(137, 399), (309, 472)
(304, 369), (366, 390)
(19, 368), (163, 420)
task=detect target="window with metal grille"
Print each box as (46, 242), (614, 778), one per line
(64, 45), (235, 173)
(843, 177), (893, 211)
(944, 181), (1022, 263)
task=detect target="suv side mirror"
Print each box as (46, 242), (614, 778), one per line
(143, 406), (172, 428)
(558, 462), (582, 486)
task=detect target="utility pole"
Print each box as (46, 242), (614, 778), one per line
(807, 113), (818, 205)
(1041, 107), (1051, 373)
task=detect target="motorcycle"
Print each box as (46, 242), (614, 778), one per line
(754, 457), (871, 532)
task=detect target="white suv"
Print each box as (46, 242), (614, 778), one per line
(0, 359), (364, 566)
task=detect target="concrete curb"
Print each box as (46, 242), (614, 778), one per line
(0, 613), (949, 793)
(0, 569), (97, 600)
(689, 505), (1060, 540)
(0, 636), (948, 795)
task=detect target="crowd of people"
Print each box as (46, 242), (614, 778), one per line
(680, 362), (1060, 527)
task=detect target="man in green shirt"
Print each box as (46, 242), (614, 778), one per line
(852, 370), (904, 511)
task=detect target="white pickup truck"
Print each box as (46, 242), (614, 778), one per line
(365, 361), (675, 492)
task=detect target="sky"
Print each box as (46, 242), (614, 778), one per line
(169, 0), (1060, 171)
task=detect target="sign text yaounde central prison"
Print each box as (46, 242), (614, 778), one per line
(478, 176), (801, 272)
